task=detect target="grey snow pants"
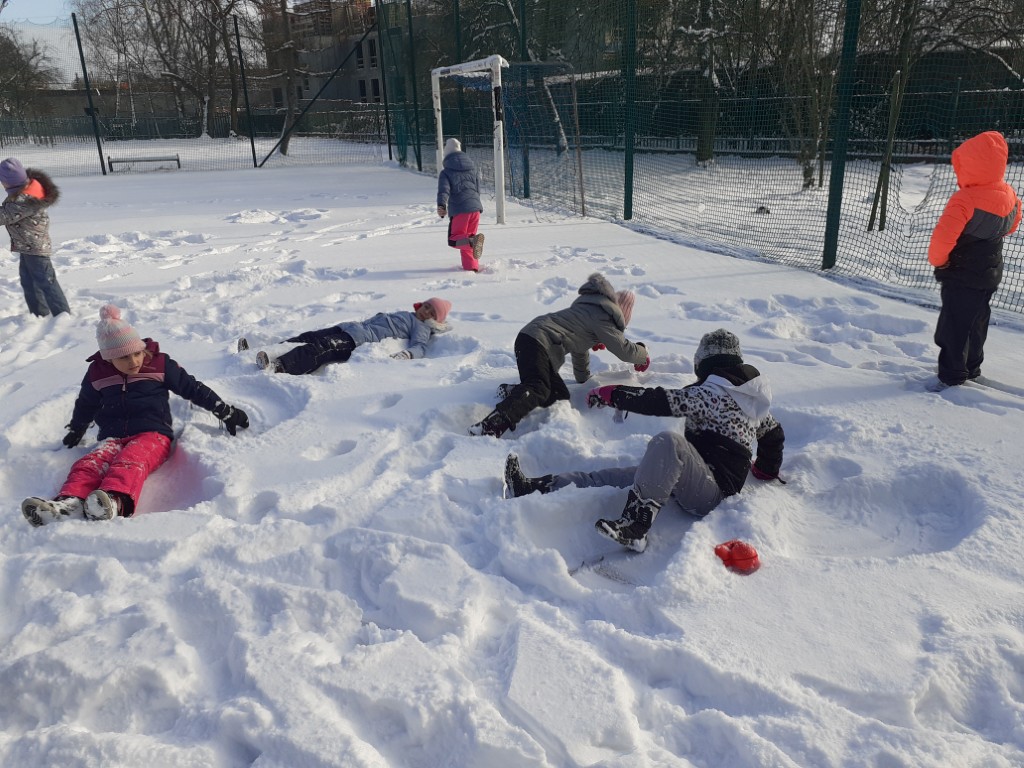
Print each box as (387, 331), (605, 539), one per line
(552, 430), (724, 517)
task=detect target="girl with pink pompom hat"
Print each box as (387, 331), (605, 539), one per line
(20, 304), (250, 527)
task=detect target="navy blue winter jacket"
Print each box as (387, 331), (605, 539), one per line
(69, 339), (228, 440)
(437, 151), (483, 216)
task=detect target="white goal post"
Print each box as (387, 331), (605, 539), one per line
(431, 55), (510, 225)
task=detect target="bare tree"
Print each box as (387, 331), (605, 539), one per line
(762, 0), (843, 188)
(0, 24), (60, 117)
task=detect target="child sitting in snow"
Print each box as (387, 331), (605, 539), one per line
(245, 297), (453, 375)
(22, 305), (249, 526)
(468, 272), (648, 438)
(502, 329), (785, 553)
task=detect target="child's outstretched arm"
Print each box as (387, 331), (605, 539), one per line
(164, 356), (249, 436)
(396, 321), (435, 359)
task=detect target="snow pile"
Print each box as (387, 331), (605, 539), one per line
(1, 163), (1022, 767)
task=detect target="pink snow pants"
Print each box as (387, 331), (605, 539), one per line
(447, 211), (481, 271)
(59, 432), (172, 517)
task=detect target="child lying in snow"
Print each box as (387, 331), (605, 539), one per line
(245, 297), (453, 375)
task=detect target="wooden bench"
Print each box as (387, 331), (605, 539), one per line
(107, 154), (181, 172)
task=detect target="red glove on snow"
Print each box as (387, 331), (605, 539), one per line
(750, 463), (785, 483)
(633, 342), (650, 372)
(587, 385), (618, 408)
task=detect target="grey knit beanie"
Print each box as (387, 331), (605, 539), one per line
(693, 329), (743, 379)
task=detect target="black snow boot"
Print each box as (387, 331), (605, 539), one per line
(595, 488), (661, 553)
(469, 408), (514, 438)
(503, 454), (554, 498)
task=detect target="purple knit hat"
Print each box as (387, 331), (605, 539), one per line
(0, 158), (28, 191)
(96, 304), (146, 360)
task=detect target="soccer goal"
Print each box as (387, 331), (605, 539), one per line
(431, 55), (509, 225)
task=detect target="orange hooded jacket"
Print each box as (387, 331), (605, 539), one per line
(927, 131), (1022, 290)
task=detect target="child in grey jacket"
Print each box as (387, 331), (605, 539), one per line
(469, 273), (648, 437)
(0, 158), (69, 317)
(247, 298), (452, 375)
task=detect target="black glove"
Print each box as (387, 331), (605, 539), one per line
(214, 403), (250, 436)
(63, 424), (87, 448)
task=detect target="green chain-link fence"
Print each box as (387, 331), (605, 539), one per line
(0, 13), (385, 178)
(5, 2), (1023, 314)
(377, 0), (1024, 315)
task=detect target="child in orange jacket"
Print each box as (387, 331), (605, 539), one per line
(927, 131), (1022, 388)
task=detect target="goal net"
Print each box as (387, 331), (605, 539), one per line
(431, 56), (509, 224)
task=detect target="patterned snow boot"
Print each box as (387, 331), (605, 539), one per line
(503, 454), (554, 499)
(472, 233), (485, 261)
(84, 489), (123, 521)
(595, 489), (662, 553)
(496, 382), (516, 400)
(21, 496), (85, 527)
(469, 408), (513, 438)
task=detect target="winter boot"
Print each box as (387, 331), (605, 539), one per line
(496, 382), (516, 400)
(503, 454), (554, 499)
(237, 337), (249, 352)
(472, 233), (486, 261)
(21, 496), (85, 527)
(469, 408), (514, 438)
(256, 351), (284, 373)
(84, 489), (123, 521)
(595, 489), (662, 553)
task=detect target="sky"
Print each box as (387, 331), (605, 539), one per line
(3, 0), (70, 23)
(2, 140), (1024, 767)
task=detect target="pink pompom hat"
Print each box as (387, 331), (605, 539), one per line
(415, 297), (452, 323)
(96, 304), (146, 360)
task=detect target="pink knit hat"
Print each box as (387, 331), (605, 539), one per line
(96, 304), (146, 360)
(616, 290), (636, 326)
(415, 297), (452, 323)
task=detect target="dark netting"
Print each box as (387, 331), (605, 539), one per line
(7, 1), (1024, 314)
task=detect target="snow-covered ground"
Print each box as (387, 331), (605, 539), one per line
(2, 162), (1023, 767)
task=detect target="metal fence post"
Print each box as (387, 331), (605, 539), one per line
(821, 0), (862, 269)
(622, 0), (637, 220)
(233, 16), (258, 168)
(404, 0), (422, 172)
(72, 13), (106, 176)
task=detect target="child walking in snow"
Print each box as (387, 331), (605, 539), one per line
(469, 272), (648, 438)
(21, 305), (250, 526)
(437, 138), (485, 272)
(503, 329), (785, 553)
(245, 297), (453, 376)
(0, 157), (70, 317)
(927, 130), (1022, 389)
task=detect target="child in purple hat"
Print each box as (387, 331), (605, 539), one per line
(0, 157), (70, 317)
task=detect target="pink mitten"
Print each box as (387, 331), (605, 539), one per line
(586, 385), (618, 408)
